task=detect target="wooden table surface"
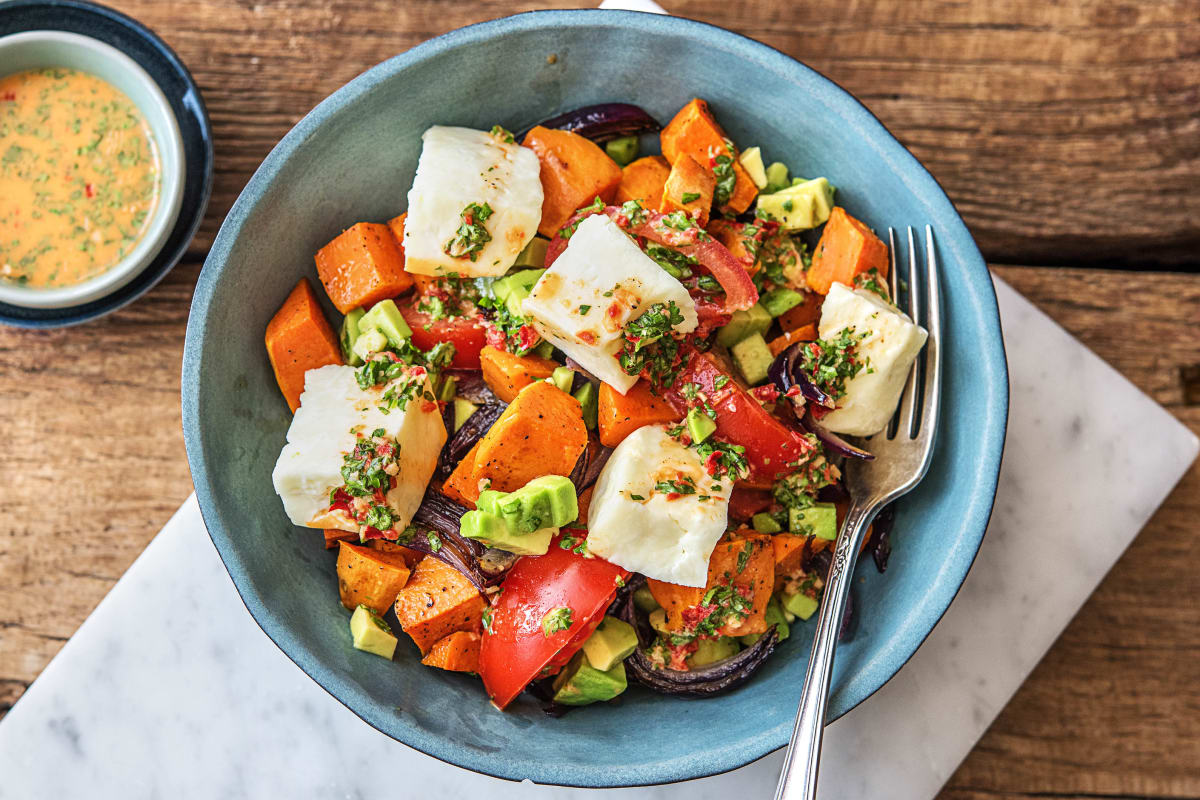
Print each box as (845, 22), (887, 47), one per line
(1, 1), (1197, 796)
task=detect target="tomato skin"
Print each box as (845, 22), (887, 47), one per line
(479, 531), (629, 709)
(665, 349), (814, 486)
(396, 299), (487, 369)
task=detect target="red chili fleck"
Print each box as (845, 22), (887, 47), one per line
(785, 385), (802, 398)
(578, 330), (596, 345)
(85, 183), (95, 199)
(607, 302), (622, 319)
(1, 91), (15, 102)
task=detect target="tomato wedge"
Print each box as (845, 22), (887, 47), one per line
(545, 205), (758, 315)
(665, 348), (815, 486)
(397, 298), (487, 369)
(478, 531), (629, 709)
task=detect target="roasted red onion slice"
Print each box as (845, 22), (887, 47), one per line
(521, 103), (660, 143)
(796, 411), (875, 461)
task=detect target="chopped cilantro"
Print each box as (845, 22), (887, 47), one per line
(541, 606), (574, 636)
(443, 202), (494, 261)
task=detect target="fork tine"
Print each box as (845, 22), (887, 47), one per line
(894, 228), (923, 437)
(919, 225), (942, 445)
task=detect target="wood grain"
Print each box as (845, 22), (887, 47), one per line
(0, 1), (1198, 796)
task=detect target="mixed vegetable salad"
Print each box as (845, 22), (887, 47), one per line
(266, 98), (927, 711)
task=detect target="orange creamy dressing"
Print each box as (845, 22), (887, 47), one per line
(0, 68), (160, 288)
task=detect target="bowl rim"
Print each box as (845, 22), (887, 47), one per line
(183, 8), (1009, 787)
(0, 28), (186, 308)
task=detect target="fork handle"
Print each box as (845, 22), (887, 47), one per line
(774, 500), (880, 800)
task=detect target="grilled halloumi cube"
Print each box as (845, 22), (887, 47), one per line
(520, 215), (697, 393)
(272, 364), (447, 530)
(403, 126), (543, 277)
(586, 425), (731, 587)
(817, 282), (928, 436)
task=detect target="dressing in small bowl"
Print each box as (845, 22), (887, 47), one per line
(0, 31), (183, 309)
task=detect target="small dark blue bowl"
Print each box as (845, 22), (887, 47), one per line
(0, 0), (212, 327)
(183, 10), (1007, 787)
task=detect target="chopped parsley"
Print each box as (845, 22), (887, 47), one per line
(802, 328), (872, 402)
(736, 541), (754, 573)
(336, 430), (397, 498)
(694, 438), (748, 481)
(710, 138), (737, 208)
(854, 267), (890, 301)
(680, 191), (701, 204)
(558, 197), (606, 239)
(481, 605), (495, 634)
(577, 304), (591, 315)
(629, 493), (645, 501)
(426, 531), (442, 552)
(655, 476), (697, 496)
(617, 301), (686, 389)
(541, 606), (574, 637)
(489, 125), (515, 144)
(363, 503), (395, 532)
(618, 199), (648, 226)
(443, 202), (494, 261)
(558, 534), (589, 556)
(644, 243), (698, 280)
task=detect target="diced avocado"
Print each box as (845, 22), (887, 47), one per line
(783, 590), (819, 621)
(751, 512), (782, 534)
(738, 146), (769, 190)
(633, 585), (661, 614)
(763, 161), (790, 194)
(687, 636), (740, 668)
(533, 339), (554, 360)
(514, 237), (549, 269)
(459, 509), (555, 556)
(581, 616), (639, 671)
(552, 366), (575, 393)
(476, 474), (579, 533)
(741, 596), (790, 645)
(715, 303), (772, 348)
(605, 135), (639, 167)
(760, 287), (805, 318)
(351, 329), (389, 362)
(349, 604), (397, 659)
(359, 299), (413, 348)
(552, 651), (628, 706)
(436, 375), (457, 403)
(755, 178), (835, 231)
(789, 502), (837, 541)
(573, 381), (598, 430)
(731, 332), (774, 386)
(340, 308), (366, 366)
(686, 407), (717, 443)
(493, 269), (546, 317)
(648, 607), (671, 635)
(453, 397), (478, 433)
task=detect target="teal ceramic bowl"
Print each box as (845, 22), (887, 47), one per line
(182, 9), (1007, 787)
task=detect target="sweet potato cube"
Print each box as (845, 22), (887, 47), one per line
(648, 531), (774, 637)
(806, 207), (889, 295)
(265, 278), (343, 412)
(598, 380), (682, 448)
(522, 126), (622, 237)
(467, 380), (587, 502)
(778, 291), (823, 331)
(441, 440), (482, 507)
(336, 541), (412, 615)
(767, 324), (818, 357)
(393, 558), (485, 654)
(367, 538), (424, 568)
(479, 345), (558, 403)
(660, 154), (716, 226)
(315, 221), (414, 314)
(324, 529), (357, 550)
(615, 155), (670, 211)
(421, 630), (481, 673)
(660, 98), (757, 214)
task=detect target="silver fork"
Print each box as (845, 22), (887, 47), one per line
(774, 226), (943, 800)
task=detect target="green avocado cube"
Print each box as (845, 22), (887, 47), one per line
(751, 512), (782, 534)
(493, 269), (546, 317)
(581, 616), (639, 671)
(715, 303), (772, 348)
(759, 288), (805, 318)
(351, 329), (389, 363)
(687, 636), (740, 668)
(755, 177), (835, 231)
(783, 590), (820, 621)
(633, 585), (660, 614)
(453, 398), (478, 433)
(514, 237), (549, 269)
(552, 366), (575, 393)
(349, 604), (397, 659)
(605, 135), (639, 166)
(459, 509), (554, 556)
(573, 381), (598, 430)
(763, 161), (790, 194)
(789, 502), (838, 541)
(359, 299), (413, 348)
(340, 308), (366, 366)
(737, 146), (768, 189)
(552, 651), (628, 706)
(730, 332), (774, 386)
(686, 407), (717, 444)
